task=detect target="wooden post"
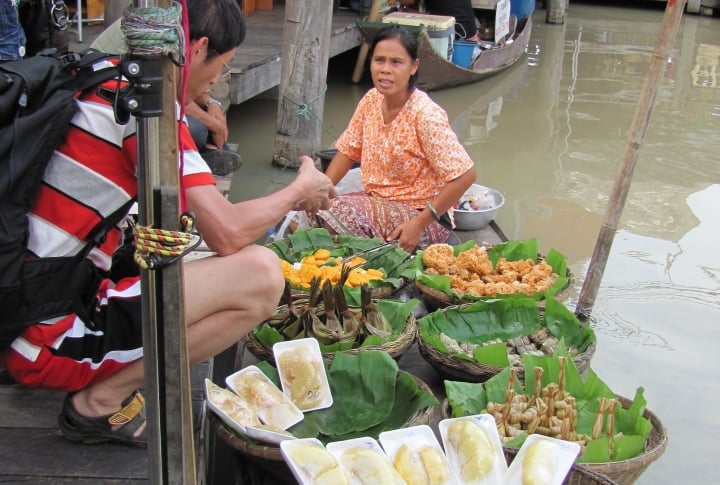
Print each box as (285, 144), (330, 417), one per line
(546, 0), (566, 25)
(351, 0), (384, 83)
(576, 0), (687, 319)
(272, 0), (334, 168)
(131, 0), (196, 483)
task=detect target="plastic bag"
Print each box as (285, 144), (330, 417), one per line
(267, 210), (314, 243)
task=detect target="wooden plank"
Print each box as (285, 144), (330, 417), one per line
(0, 428), (148, 479)
(256, 0), (273, 10)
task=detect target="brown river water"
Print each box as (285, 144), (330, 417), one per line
(226, 3), (719, 483)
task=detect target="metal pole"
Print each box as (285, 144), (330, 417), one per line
(576, 0), (687, 319)
(132, 0), (197, 483)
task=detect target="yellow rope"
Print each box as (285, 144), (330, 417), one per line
(134, 212), (202, 269)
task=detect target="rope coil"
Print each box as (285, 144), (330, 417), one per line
(121, 2), (186, 65)
(134, 212), (203, 269)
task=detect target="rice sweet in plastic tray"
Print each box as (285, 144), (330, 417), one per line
(439, 414), (507, 485)
(379, 425), (458, 485)
(225, 365), (303, 430)
(274, 338), (333, 412)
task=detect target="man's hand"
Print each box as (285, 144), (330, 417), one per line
(291, 156), (337, 214)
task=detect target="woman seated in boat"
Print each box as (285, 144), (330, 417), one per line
(320, 25), (476, 253)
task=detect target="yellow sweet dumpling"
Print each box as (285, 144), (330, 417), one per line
(522, 439), (557, 485)
(287, 444), (349, 485)
(341, 447), (405, 485)
(419, 445), (450, 484)
(394, 443), (450, 485)
(447, 420), (495, 482)
(394, 443), (429, 485)
(278, 248), (385, 289)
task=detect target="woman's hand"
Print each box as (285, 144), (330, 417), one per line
(388, 217), (425, 253)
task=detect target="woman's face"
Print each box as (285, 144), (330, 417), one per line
(186, 38), (236, 100)
(370, 37), (418, 98)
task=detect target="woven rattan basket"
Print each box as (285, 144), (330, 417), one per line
(244, 313), (418, 364)
(442, 396), (667, 485)
(418, 333), (596, 383)
(416, 252), (574, 310)
(210, 371), (437, 463)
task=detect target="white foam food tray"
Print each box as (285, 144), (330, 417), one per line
(225, 365), (303, 430)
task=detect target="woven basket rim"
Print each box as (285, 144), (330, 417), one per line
(416, 321), (597, 383)
(244, 313), (418, 363)
(442, 394), (667, 482)
(209, 370), (436, 461)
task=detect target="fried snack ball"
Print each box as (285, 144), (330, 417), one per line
(422, 243), (456, 274)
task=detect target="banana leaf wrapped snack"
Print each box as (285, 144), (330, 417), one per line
(246, 278), (421, 362)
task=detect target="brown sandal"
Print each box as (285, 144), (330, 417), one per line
(58, 390), (146, 447)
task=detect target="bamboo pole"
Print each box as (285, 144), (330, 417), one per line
(576, 0), (687, 320)
(351, 0), (384, 83)
(132, 0), (196, 483)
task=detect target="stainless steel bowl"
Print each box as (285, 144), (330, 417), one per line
(452, 184), (505, 230)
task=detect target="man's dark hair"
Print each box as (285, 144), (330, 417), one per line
(188, 0), (246, 58)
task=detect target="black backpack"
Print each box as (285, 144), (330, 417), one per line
(0, 50), (132, 349)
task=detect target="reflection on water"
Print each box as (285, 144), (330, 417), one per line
(227, 4), (719, 483)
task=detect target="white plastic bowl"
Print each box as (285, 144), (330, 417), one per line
(452, 184), (505, 230)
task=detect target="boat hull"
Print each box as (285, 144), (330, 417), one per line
(416, 16), (532, 91)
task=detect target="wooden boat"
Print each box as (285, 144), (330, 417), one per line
(358, 11), (532, 92)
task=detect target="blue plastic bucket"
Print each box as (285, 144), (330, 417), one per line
(452, 41), (476, 69)
(511, 0), (536, 20)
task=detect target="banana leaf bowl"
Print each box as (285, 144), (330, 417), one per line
(417, 296), (597, 383)
(267, 228), (416, 299)
(442, 355), (668, 485)
(209, 351), (438, 465)
(244, 296), (420, 363)
(413, 238), (574, 310)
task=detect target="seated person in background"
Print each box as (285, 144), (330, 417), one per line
(321, 25), (476, 253)
(91, 17), (241, 176)
(0, 0), (336, 447)
(185, 91), (243, 176)
(399, 0), (480, 42)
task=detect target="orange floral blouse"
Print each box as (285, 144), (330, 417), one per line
(334, 88), (474, 209)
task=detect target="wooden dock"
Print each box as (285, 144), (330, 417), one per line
(68, 6), (365, 108)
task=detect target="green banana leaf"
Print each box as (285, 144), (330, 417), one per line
(413, 238), (570, 301)
(444, 356), (653, 463)
(252, 299), (420, 351)
(418, 297), (596, 368)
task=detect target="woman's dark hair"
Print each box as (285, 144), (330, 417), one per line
(370, 25), (419, 90)
(188, 0), (246, 59)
